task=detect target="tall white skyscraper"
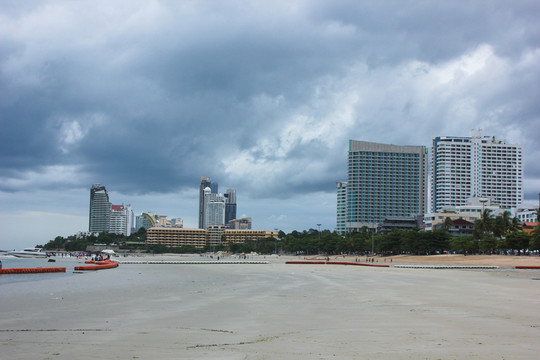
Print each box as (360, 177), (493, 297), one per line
(431, 131), (523, 212)
(199, 176), (218, 229)
(203, 187), (226, 227)
(109, 204), (133, 236)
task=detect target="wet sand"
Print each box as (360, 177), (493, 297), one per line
(1, 256), (539, 359)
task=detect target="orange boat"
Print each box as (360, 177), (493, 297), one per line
(75, 260), (118, 271)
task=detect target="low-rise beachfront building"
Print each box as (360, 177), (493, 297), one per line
(207, 225), (226, 248)
(146, 228), (278, 248)
(513, 206), (539, 223)
(423, 197), (505, 231)
(223, 229), (278, 244)
(378, 216), (423, 233)
(433, 218), (476, 237)
(423, 211), (480, 231)
(147, 228), (208, 248)
(522, 222), (539, 235)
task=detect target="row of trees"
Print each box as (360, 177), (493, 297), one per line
(40, 210), (540, 255)
(256, 209), (540, 255)
(472, 209), (523, 240)
(41, 227), (147, 251)
(467, 208), (540, 254)
(277, 228), (539, 256)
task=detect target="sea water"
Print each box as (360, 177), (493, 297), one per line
(0, 256), (81, 285)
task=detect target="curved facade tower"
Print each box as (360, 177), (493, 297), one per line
(89, 184), (111, 233)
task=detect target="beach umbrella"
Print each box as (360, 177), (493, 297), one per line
(101, 249), (115, 254)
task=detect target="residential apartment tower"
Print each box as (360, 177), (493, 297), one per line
(431, 131), (523, 212)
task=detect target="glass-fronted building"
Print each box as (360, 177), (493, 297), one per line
(89, 184), (111, 233)
(336, 182), (347, 234)
(199, 176), (218, 229)
(225, 189), (237, 226)
(344, 140), (428, 231)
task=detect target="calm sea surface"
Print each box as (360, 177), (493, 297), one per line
(0, 256), (83, 285)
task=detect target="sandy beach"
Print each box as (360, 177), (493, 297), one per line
(113, 252), (540, 267)
(336, 253), (540, 267)
(1, 254), (539, 359)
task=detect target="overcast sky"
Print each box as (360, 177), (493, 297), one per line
(1, 0), (539, 250)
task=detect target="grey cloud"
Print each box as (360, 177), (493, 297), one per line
(1, 0), (539, 206)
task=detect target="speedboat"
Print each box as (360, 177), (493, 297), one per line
(7, 248), (48, 258)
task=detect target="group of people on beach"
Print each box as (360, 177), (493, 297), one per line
(90, 254), (110, 261)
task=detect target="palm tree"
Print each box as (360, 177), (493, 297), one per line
(474, 209), (494, 239)
(509, 216), (522, 233)
(442, 217), (454, 232)
(493, 211), (512, 239)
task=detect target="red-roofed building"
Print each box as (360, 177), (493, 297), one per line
(522, 222), (539, 235)
(434, 218), (475, 236)
(449, 218), (475, 236)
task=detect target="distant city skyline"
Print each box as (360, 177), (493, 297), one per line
(198, 176), (238, 229)
(86, 178), (242, 234)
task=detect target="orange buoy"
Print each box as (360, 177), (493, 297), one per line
(0, 267), (66, 274)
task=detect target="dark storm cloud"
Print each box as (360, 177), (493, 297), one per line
(311, 0), (540, 64)
(1, 0), (539, 204)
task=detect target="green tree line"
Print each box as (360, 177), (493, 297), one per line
(40, 209), (540, 255)
(41, 227), (147, 251)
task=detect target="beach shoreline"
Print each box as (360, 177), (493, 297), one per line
(113, 252), (540, 267)
(1, 255), (539, 359)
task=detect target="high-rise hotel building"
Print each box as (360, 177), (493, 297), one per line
(431, 132), (523, 212)
(340, 140), (428, 232)
(198, 176), (218, 229)
(336, 181), (347, 234)
(203, 187), (226, 227)
(224, 189), (237, 226)
(89, 184), (111, 233)
(89, 184), (134, 235)
(109, 204), (133, 236)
